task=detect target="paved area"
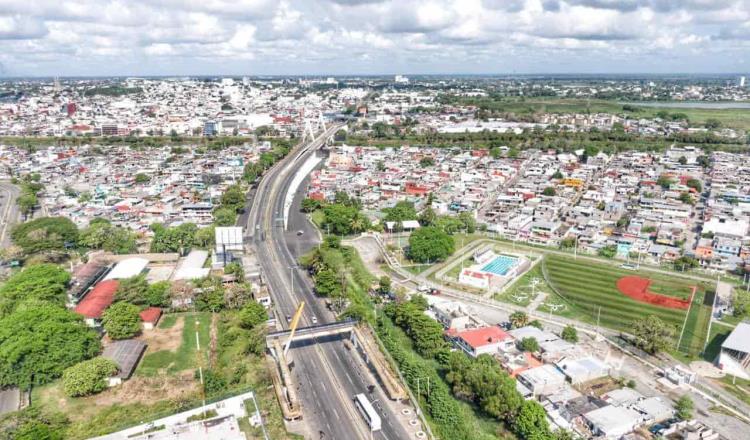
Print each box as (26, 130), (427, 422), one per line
(0, 387), (20, 416)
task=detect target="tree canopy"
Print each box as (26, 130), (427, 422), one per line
(632, 315), (675, 354)
(407, 226), (455, 263)
(0, 263), (71, 317)
(79, 221), (138, 254)
(0, 301), (100, 388)
(11, 217), (79, 254)
(321, 203), (369, 236)
(102, 302), (141, 340)
(238, 301), (267, 330)
(150, 222), (198, 253)
(62, 357), (118, 397)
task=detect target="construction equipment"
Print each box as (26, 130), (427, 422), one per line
(283, 302), (305, 357)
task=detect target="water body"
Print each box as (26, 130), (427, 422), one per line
(626, 101), (750, 110)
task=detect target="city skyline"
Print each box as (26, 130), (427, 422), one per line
(1, 0), (749, 77)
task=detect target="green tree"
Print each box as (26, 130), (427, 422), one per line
(220, 184), (245, 211)
(114, 275), (149, 305)
(509, 311), (529, 329)
(678, 192), (695, 205)
(16, 193), (37, 217)
(657, 175), (674, 189)
(102, 302), (141, 340)
(519, 337), (539, 352)
(301, 197), (321, 213)
(561, 325), (578, 343)
(314, 269), (341, 297)
(62, 357), (118, 397)
(79, 222), (137, 254)
(238, 301), (267, 330)
(631, 315), (675, 354)
(11, 217), (79, 254)
(134, 173), (150, 184)
(733, 290), (750, 318)
(704, 118), (721, 129)
(419, 157), (435, 167)
(675, 395), (694, 420)
(322, 204), (369, 235)
(457, 211), (476, 233)
(378, 275), (392, 295)
(598, 245), (617, 259)
(194, 278), (226, 312)
(407, 226), (455, 263)
(145, 281), (171, 307)
(384, 201), (418, 225)
(213, 207), (237, 226)
(0, 264), (71, 316)
(686, 178), (702, 192)
(489, 146), (501, 159)
(542, 186), (556, 196)
(674, 255), (699, 271)
(150, 222), (198, 253)
(0, 301), (101, 388)
(513, 400), (552, 440)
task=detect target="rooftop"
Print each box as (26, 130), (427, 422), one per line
(455, 326), (512, 349)
(74, 280), (119, 319)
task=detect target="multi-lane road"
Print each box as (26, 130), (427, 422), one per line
(246, 126), (409, 440)
(0, 182), (20, 248)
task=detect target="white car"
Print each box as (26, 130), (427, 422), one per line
(311, 316), (318, 324)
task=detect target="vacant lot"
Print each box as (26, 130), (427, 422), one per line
(137, 312), (212, 376)
(542, 255), (712, 357)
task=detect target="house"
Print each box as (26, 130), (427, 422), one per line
(450, 326), (514, 357)
(104, 257), (149, 280)
(517, 364), (567, 396)
(173, 249), (210, 281)
(583, 405), (644, 438)
(101, 339), (147, 386)
(555, 356), (610, 385)
(139, 307), (162, 330)
(717, 322), (750, 379)
(74, 280), (119, 327)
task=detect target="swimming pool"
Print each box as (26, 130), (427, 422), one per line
(480, 255), (519, 276)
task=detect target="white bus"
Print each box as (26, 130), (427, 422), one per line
(354, 393), (382, 432)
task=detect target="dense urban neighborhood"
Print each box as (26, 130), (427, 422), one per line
(0, 75), (750, 440)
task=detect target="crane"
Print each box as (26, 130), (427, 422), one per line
(283, 302), (305, 358)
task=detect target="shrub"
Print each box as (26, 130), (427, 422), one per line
(62, 358), (118, 397)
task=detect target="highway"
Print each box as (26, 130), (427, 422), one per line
(246, 125), (409, 440)
(0, 182), (20, 248)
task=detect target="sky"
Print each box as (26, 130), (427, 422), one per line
(0, 0), (749, 77)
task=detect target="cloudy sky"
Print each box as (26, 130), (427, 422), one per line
(0, 0), (749, 77)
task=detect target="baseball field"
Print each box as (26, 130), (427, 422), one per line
(542, 254), (713, 357)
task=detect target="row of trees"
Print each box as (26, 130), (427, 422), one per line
(381, 298), (571, 440)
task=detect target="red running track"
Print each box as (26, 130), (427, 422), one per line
(616, 276), (693, 310)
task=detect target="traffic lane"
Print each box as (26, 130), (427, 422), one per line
(274, 207), (410, 440)
(259, 242), (361, 440)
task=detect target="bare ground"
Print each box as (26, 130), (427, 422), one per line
(138, 316), (185, 352)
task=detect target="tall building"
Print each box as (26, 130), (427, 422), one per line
(203, 121), (217, 137)
(739, 76), (746, 88)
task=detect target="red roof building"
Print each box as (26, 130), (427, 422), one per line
(451, 326), (514, 357)
(139, 307), (162, 329)
(74, 280), (119, 320)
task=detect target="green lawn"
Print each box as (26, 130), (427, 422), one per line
(676, 289), (713, 357)
(450, 97), (750, 131)
(648, 280), (695, 300)
(137, 312), (212, 376)
(542, 255), (712, 356)
(494, 263), (546, 307)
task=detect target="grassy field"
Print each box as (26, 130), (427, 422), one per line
(137, 312), (212, 376)
(542, 255), (712, 356)
(648, 280), (695, 300)
(454, 97), (750, 130)
(494, 262), (545, 307)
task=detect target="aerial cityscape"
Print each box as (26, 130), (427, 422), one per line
(1, 1), (750, 440)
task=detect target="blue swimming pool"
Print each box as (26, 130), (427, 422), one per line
(480, 255), (519, 276)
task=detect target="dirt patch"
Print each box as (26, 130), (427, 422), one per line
(616, 276), (693, 310)
(58, 372), (198, 422)
(139, 316), (184, 352)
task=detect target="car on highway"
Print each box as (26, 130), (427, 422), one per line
(286, 315), (291, 322)
(311, 316), (318, 324)
(296, 230), (304, 236)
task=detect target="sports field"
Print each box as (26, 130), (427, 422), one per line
(542, 255), (712, 356)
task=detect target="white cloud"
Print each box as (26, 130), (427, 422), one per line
(0, 0), (747, 75)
